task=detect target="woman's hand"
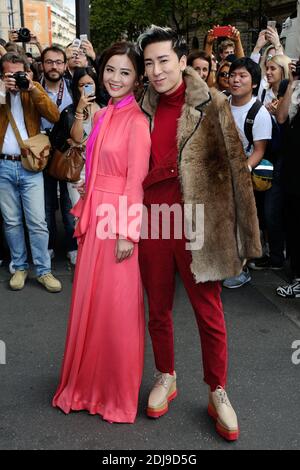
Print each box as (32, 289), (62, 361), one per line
(72, 179), (85, 199)
(265, 26), (281, 50)
(76, 88), (96, 114)
(266, 99), (278, 115)
(115, 238), (134, 263)
(254, 30), (268, 51)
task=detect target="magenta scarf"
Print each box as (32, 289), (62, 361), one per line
(85, 94), (135, 184)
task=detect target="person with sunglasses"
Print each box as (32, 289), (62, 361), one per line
(215, 60), (231, 94)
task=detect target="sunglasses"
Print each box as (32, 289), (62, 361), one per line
(219, 71), (229, 78)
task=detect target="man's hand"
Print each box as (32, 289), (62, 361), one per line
(29, 32), (39, 44)
(80, 39), (96, 61)
(0, 44), (6, 57)
(3, 72), (35, 92)
(115, 238), (134, 263)
(8, 30), (18, 42)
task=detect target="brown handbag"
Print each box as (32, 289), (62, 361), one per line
(47, 144), (85, 182)
(5, 104), (51, 172)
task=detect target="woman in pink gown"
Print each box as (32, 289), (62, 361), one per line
(52, 42), (151, 423)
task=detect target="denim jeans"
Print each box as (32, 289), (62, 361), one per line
(43, 172), (77, 252)
(0, 160), (51, 276)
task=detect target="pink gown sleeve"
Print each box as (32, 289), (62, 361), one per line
(117, 115), (151, 243)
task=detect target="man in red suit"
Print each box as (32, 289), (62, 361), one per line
(137, 26), (262, 441)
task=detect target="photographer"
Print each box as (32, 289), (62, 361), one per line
(40, 46), (77, 266)
(276, 59), (300, 298)
(0, 52), (61, 292)
(9, 29), (43, 56)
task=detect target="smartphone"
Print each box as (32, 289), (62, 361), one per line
(83, 84), (95, 96)
(72, 38), (81, 48)
(80, 34), (88, 42)
(267, 20), (276, 29)
(212, 25), (232, 38)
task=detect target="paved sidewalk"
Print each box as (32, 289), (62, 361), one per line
(0, 259), (300, 450)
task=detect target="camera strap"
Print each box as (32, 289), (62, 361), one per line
(4, 103), (26, 150)
(42, 78), (64, 108)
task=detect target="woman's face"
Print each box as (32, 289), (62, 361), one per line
(78, 74), (96, 95)
(218, 64), (230, 91)
(266, 61), (282, 87)
(192, 58), (210, 81)
(103, 54), (137, 102)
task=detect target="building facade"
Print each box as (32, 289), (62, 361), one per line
(0, 0), (21, 40)
(0, 0), (75, 48)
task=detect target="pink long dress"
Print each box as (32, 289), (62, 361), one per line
(52, 97), (151, 423)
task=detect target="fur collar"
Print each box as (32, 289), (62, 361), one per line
(140, 66), (211, 118)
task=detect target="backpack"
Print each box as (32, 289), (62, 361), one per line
(244, 99), (282, 191)
(244, 98), (282, 163)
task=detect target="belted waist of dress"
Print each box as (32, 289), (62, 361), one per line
(94, 173), (126, 194)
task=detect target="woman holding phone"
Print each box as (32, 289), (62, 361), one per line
(52, 42), (151, 423)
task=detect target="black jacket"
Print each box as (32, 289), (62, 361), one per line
(49, 104), (75, 152)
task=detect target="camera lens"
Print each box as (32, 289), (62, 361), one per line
(18, 28), (31, 43)
(13, 72), (29, 90)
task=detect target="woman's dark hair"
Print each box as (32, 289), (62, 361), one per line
(137, 25), (188, 60)
(98, 41), (144, 87)
(187, 50), (212, 75)
(71, 67), (100, 109)
(229, 57), (261, 96)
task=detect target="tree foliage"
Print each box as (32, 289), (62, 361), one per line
(90, 0), (263, 51)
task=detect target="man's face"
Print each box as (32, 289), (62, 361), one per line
(2, 61), (25, 92)
(144, 40), (186, 95)
(229, 66), (255, 99)
(42, 51), (66, 82)
(220, 46), (235, 61)
(66, 47), (88, 70)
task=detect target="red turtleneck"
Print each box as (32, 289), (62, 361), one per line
(150, 81), (186, 203)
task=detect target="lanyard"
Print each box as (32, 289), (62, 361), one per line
(42, 78), (64, 108)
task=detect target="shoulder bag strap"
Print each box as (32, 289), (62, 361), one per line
(5, 103), (25, 150)
(244, 99), (263, 152)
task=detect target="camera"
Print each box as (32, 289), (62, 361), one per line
(83, 84), (95, 96)
(15, 28), (31, 42)
(12, 72), (29, 90)
(292, 61), (300, 78)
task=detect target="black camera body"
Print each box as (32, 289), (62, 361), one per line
(16, 28), (31, 43)
(12, 72), (29, 90)
(292, 62), (300, 78)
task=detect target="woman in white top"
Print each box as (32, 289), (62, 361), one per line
(259, 55), (290, 115)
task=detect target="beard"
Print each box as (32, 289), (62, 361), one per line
(44, 70), (64, 82)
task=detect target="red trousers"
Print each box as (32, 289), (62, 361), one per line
(139, 213), (228, 390)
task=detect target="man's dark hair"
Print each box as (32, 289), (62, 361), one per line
(187, 50), (212, 75)
(229, 57), (261, 96)
(0, 52), (27, 75)
(137, 25), (188, 59)
(41, 46), (67, 64)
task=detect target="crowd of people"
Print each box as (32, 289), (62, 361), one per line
(0, 20), (299, 441)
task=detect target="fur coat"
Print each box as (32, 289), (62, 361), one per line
(140, 66), (261, 282)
